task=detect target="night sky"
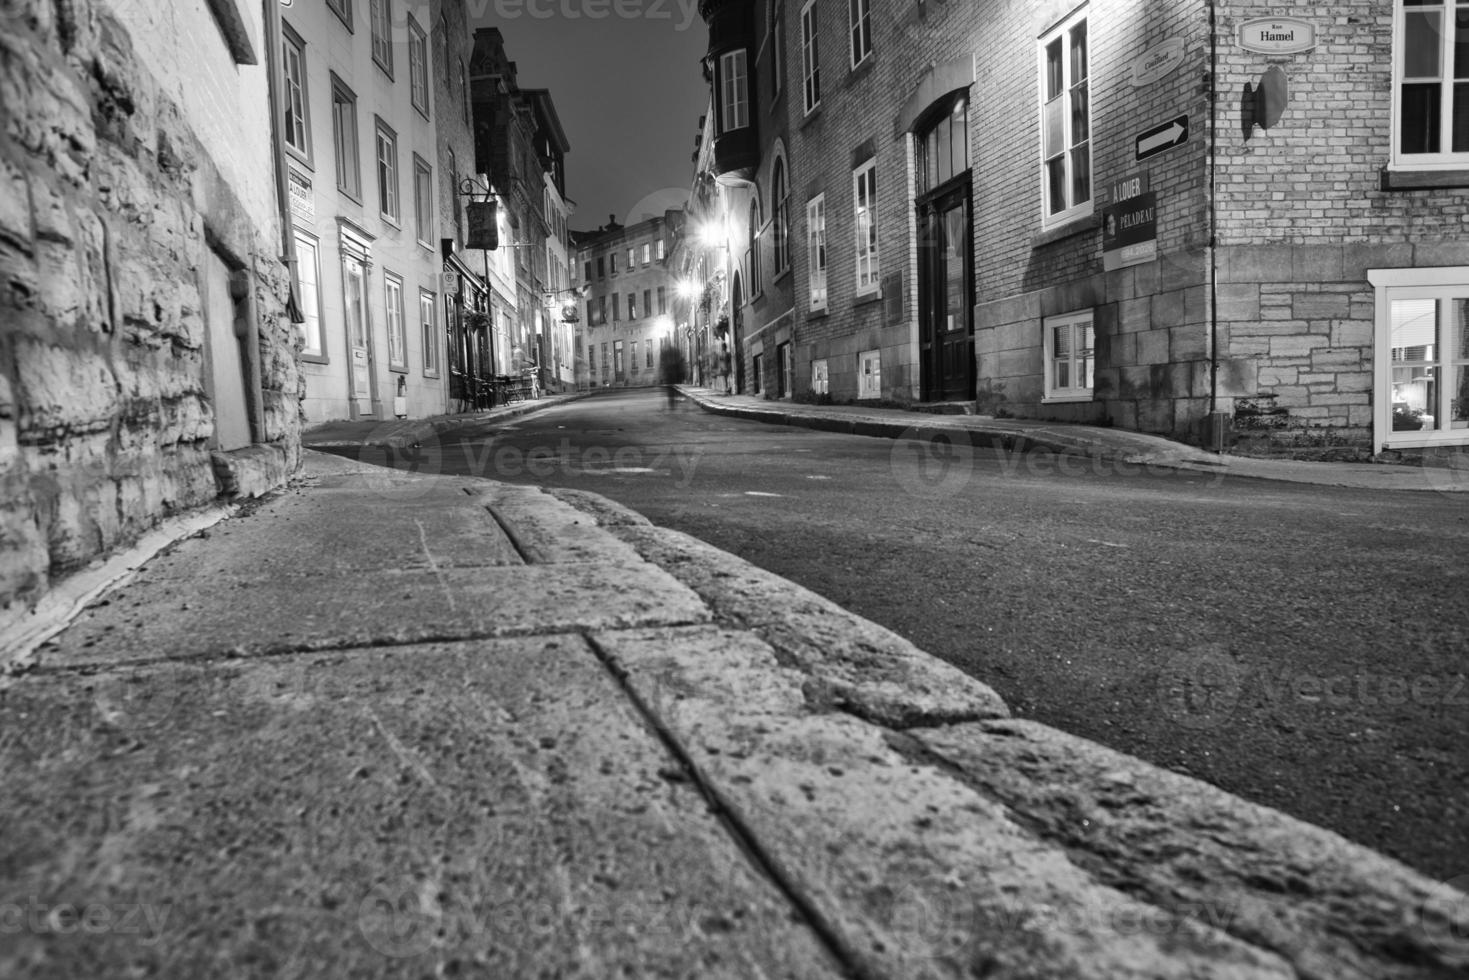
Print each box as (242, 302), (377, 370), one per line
(467, 3), (710, 233)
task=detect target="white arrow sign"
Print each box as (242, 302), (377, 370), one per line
(1135, 115), (1189, 160)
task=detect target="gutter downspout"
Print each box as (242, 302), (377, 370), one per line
(1206, 0), (1222, 450)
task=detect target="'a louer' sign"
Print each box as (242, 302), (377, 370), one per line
(1238, 18), (1316, 54)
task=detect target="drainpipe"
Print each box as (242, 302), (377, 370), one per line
(263, 0), (298, 323)
(1206, 0), (1222, 451)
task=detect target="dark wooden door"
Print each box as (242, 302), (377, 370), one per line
(918, 186), (973, 401)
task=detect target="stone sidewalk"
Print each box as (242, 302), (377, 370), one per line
(2, 450), (1465, 978)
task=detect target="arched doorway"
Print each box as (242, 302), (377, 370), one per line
(730, 272), (745, 393)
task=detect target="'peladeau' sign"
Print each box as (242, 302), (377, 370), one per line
(1238, 18), (1316, 55)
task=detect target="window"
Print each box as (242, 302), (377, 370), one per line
(614, 340), (625, 375)
(629, 292), (637, 319)
(657, 238), (665, 260)
(1395, 0), (1469, 165)
(631, 340), (639, 371)
(370, 0), (392, 76)
(719, 49), (750, 132)
(588, 344), (597, 377)
(1370, 267), (1469, 449)
(642, 243), (651, 265)
(657, 285), (667, 313)
(420, 291), (439, 376)
(331, 77), (360, 200)
(852, 159), (879, 295)
(375, 120), (399, 222)
(801, 0), (821, 113)
(413, 156), (432, 245)
(598, 296), (607, 324)
(328, 0), (351, 30)
(807, 194), (827, 311)
(460, 60), (469, 124)
(812, 358), (829, 394)
(612, 294), (620, 321)
(1040, 11), (1091, 225)
(643, 289), (651, 318)
(408, 17), (429, 117)
(627, 247), (636, 269)
(610, 252), (618, 274)
(1044, 309), (1094, 401)
(585, 260), (593, 281)
(294, 233), (323, 358)
(647, 344), (655, 368)
(598, 256), (606, 278)
(749, 198), (763, 294)
(917, 97), (969, 194)
(772, 155), (789, 273)
(849, 0), (872, 67)
(385, 273), (407, 370)
(772, 0), (784, 98)
(282, 26), (311, 163)
(587, 299), (596, 325)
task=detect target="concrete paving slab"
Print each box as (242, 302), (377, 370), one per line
(908, 718), (1469, 980)
(597, 521), (1009, 726)
(38, 563), (711, 669)
(0, 637), (843, 979)
(591, 626), (1294, 979)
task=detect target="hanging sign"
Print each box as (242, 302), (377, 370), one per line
(1238, 18), (1316, 55)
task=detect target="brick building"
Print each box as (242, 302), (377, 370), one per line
(2, 0), (303, 631)
(574, 212), (683, 388)
(696, 0), (1468, 457)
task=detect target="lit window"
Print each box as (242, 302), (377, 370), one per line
(1394, 0), (1469, 165)
(420, 290), (439, 376)
(629, 292), (637, 319)
(657, 238), (665, 260)
(749, 198), (763, 294)
(801, 0), (821, 114)
(1044, 309), (1094, 401)
(375, 120), (399, 221)
(370, 0), (392, 76)
(852, 159), (878, 294)
(1040, 11), (1091, 225)
(719, 49), (749, 131)
(849, 0), (871, 67)
(806, 194), (826, 312)
(282, 27), (311, 162)
(294, 233), (323, 358)
(1369, 267), (1469, 449)
(385, 273), (407, 370)
(408, 18), (429, 117)
(642, 243), (651, 265)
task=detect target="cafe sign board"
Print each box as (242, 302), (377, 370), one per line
(1238, 18), (1316, 55)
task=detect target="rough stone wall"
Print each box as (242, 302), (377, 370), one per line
(1, 0), (301, 630)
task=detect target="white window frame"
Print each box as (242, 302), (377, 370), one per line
(282, 25), (311, 164)
(852, 159), (879, 296)
(408, 16), (430, 118)
(420, 290), (440, 377)
(812, 358), (829, 394)
(628, 247), (636, 270)
(413, 155), (433, 246)
(849, 0), (872, 68)
(1043, 309), (1095, 402)
(642, 243), (651, 265)
(370, 0), (393, 77)
(657, 239), (666, 260)
(801, 0), (821, 114)
(1369, 266), (1469, 450)
(857, 349), (881, 399)
(1392, 0), (1469, 168)
(719, 49), (750, 132)
(807, 194), (827, 311)
(375, 120), (399, 222)
(294, 232), (324, 359)
(384, 272), (407, 371)
(1038, 9), (1092, 228)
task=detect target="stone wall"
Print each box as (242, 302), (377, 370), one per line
(1, 0), (301, 634)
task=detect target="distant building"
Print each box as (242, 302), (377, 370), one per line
(695, 0), (1469, 458)
(575, 212), (684, 388)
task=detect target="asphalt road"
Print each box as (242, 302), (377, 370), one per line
(334, 388), (1469, 883)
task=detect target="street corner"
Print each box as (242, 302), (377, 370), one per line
(1414, 873), (1469, 958)
(889, 426), (978, 500)
(1154, 641), (1245, 732)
